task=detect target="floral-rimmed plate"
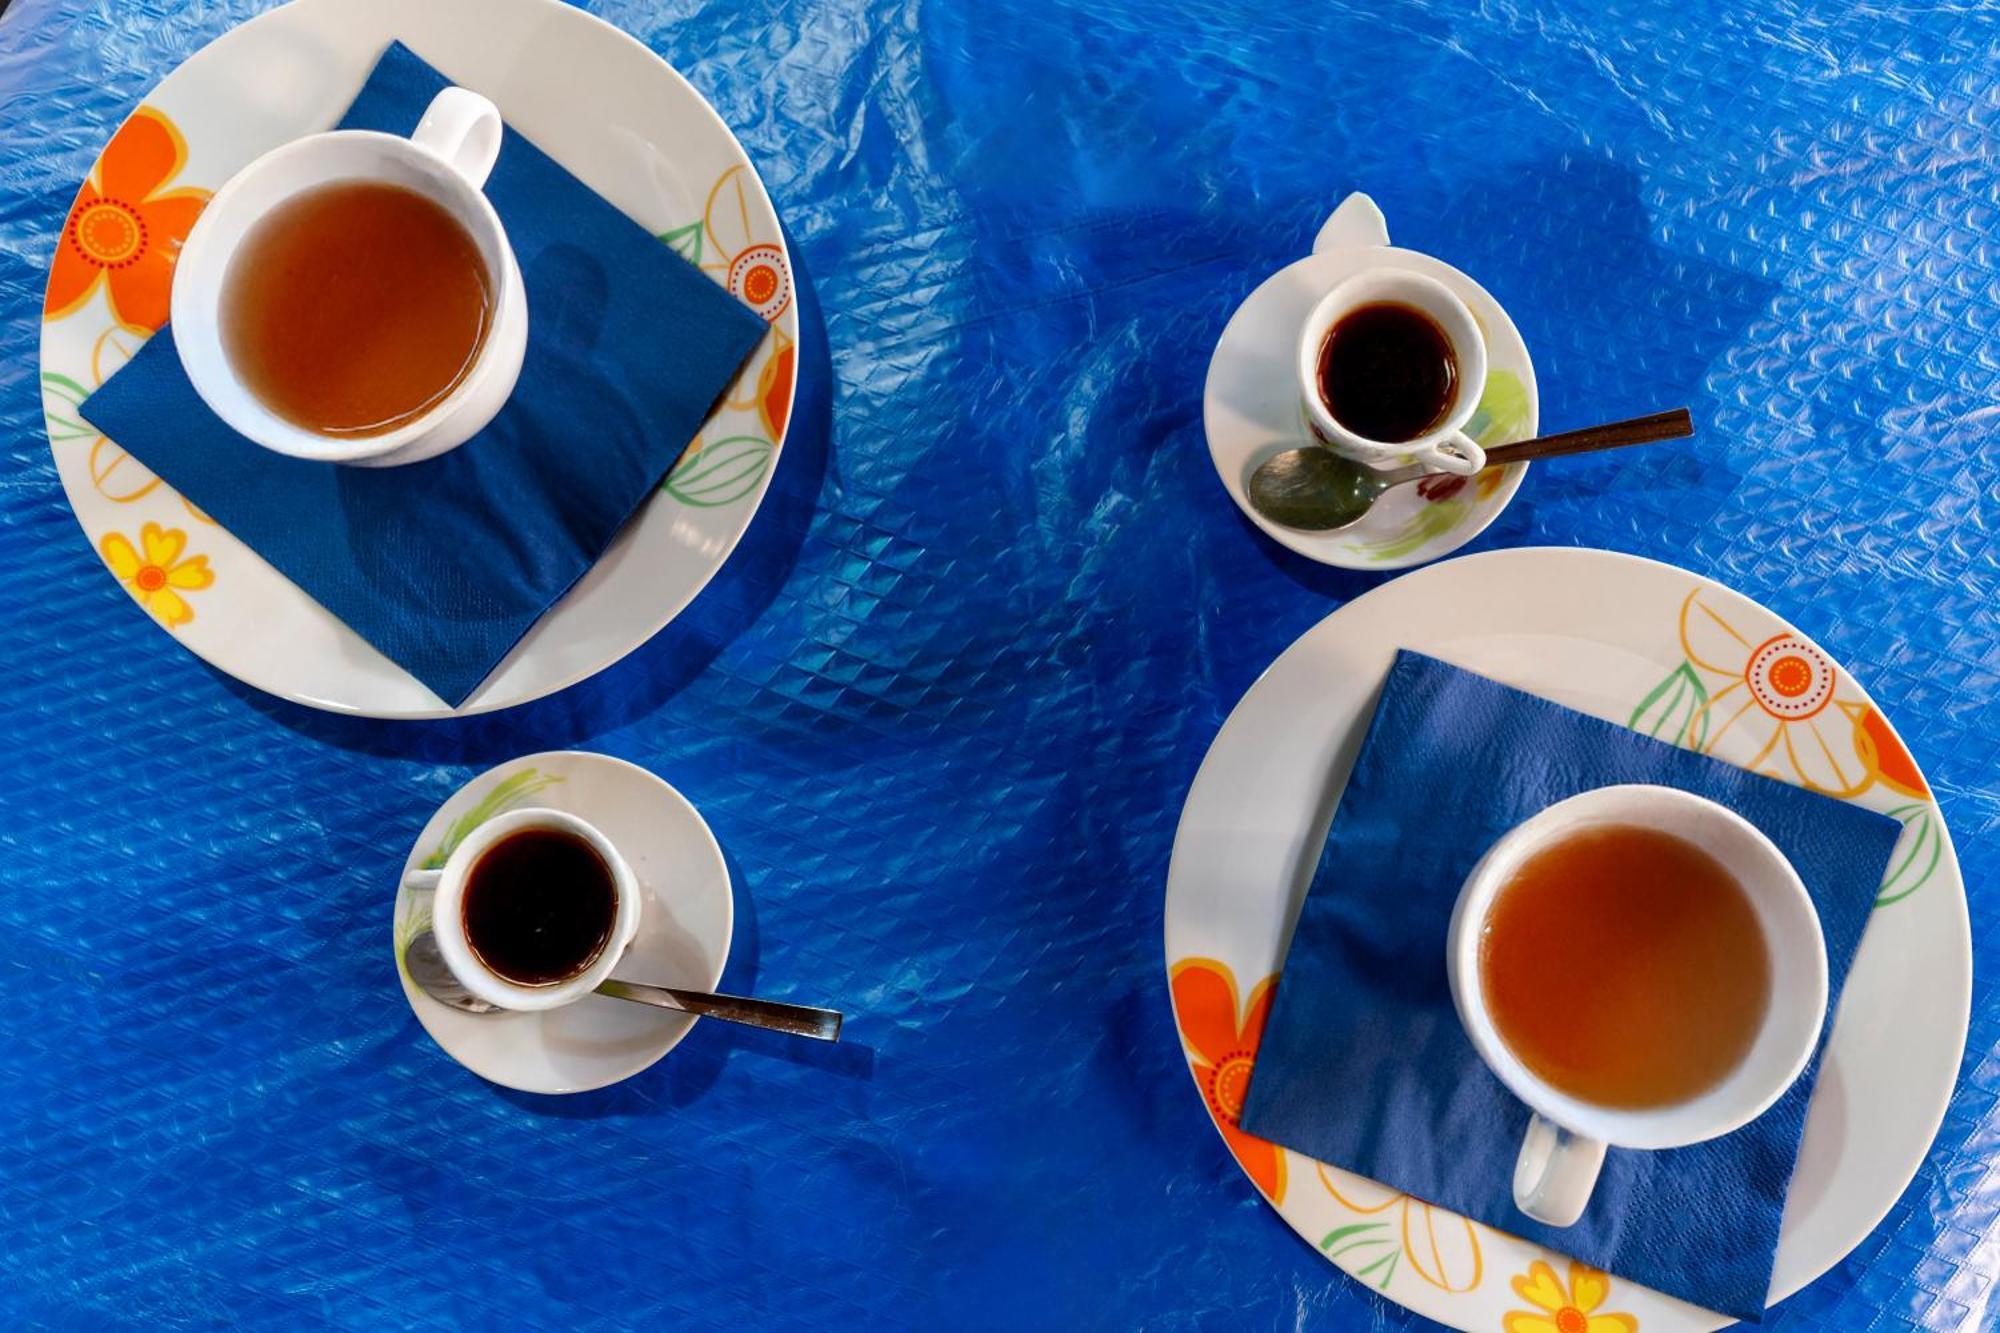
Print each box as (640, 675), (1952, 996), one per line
(39, 0), (798, 717)
(1204, 193), (1535, 570)
(1163, 546), (1969, 1331)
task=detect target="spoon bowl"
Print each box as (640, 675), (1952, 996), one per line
(1248, 447), (1399, 530)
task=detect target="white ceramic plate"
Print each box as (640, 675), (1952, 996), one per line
(39, 0), (798, 717)
(1163, 546), (1969, 1330)
(393, 751), (732, 1094)
(1204, 193), (1534, 570)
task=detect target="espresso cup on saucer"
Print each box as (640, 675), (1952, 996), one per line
(171, 87), (528, 467)
(1446, 784), (1828, 1227)
(1297, 267), (1487, 476)
(404, 807), (641, 1012)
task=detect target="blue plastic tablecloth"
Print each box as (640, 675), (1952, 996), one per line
(0, 1), (1994, 1329)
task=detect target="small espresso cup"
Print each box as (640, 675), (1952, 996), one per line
(405, 808), (641, 1012)
(1298, 268), (1487, 476)
(170, 87), (527, 467)
(1446, 785), (1828, 1227)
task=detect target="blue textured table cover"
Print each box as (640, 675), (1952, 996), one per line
(0, 2), (1994, 1330)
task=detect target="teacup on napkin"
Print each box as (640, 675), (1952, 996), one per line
(80, 42), (770, 706)
(1238, 650), (1903, 1321)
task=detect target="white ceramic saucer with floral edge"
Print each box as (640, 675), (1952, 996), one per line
(1164, 546), (1968, 1331)
(1204, 193), (1535, 570)
(394, 751), (733, 1094)
(39, 0), (798, 717)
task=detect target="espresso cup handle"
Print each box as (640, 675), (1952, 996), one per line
(1513, 1112), (1605, 1227)
(1413, 430), (1486, 476)
(403, 869), (443, 891)
(412, 87), (504, 190)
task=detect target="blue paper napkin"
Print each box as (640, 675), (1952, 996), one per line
(79, 42), (770, 706)
(1238, 650), (1904, 1321)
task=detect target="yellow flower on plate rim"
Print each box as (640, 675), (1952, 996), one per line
(1502, 1259), (1637, 1333)
(100, 521), (213, 627)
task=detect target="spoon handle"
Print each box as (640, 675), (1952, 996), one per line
(1480, 408), (1694, 468)
(595, 978), (844, 1041)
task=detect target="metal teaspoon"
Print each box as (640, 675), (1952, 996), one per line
(1247, 408), (1695, 532)
(404, 929), (844, 1041)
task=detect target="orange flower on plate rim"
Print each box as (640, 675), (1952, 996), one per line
(100, 522), (213, 628)
(1169, 957), (1285, 1203)
(46, 106), (210, 331)
(1503, 1259), (1637, 1333)
(701, 165), (795, 441)
(1677, 586), (1927, 799)
(703, 164), (793, 323)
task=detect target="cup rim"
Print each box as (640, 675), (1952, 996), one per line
(1446, 783), (1829, 1150)
(168, 127), (517, 463)
(428, 807), (642, 1011)
(1297, 268), (1488, 457)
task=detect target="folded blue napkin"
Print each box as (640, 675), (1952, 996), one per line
(1238, 650), (1904, 1321)
(80, 42), (769, 706)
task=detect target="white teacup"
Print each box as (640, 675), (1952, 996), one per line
(170, 87), (527, 467)
(1297, 268), (1487, 476)
(1446, 784), (1828, 1227)
(405, 808), (641, 1012)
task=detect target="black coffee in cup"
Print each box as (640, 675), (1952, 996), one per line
(1315, 301), (1458, 443)
(461, 827), (617, 985)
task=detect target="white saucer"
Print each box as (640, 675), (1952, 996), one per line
(393, 750), (733, 1094)
(1203, 193), (1538, 569)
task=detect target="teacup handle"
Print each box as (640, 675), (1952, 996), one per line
(412, 87), (504, 190)
(1513, 1112), (1605, 1227)
(403, 869), (442, 891)
(1413, 431), (1486, 476)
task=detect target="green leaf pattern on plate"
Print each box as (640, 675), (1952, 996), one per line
(658, 221), (704, 265)
(1321, 1221), (1399, 1290)
(1466, 366), (1531, 446)
(393, 905), (434, 976)
(665, 436), (773, 507)
(43, 371), (92, 444)
(1875, 802), (1942, 907)
(1627, 660), (1711, 750)
(418, 768), (563, 870)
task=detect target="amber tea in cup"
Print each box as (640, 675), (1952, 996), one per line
(221, 180), (493, 438)
(1450, 785), (1823, 1225)
(1478, 823), (1773, 1110)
